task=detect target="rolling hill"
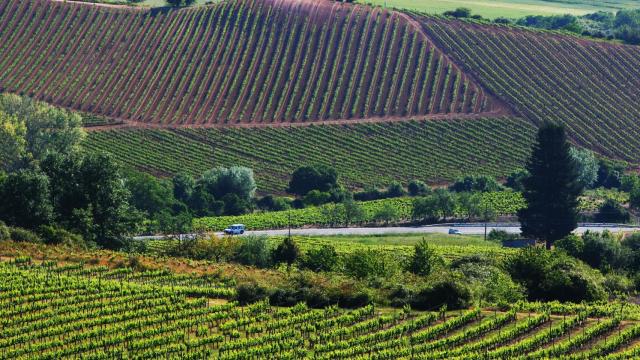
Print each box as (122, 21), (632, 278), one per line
(1, 0), (639, 190)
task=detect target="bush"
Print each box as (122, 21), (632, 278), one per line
(344, 249), (390, 279)
(288, 165), (338, 196)
(0, 221), (9, 241)
(338, 290), (372, 309)
(303, 190), (332, 206)
(300, 245), (338, 272)
(581, 231), (628, 271)
(10, 227), (42, 243)
(257, 195), (291, 211)
(236, 283), (269, 305)
(604, 273), (635, 295)
(594, 199), (630, 224)
(506, 169), (528, 192)
(487, 229), (519, 243)
(272, 237), (300, 267)
(408, 180), (430, 197)
(38, 225), (85, 248)
(411, 279), (472, 310)
(443, 7), (472, 18)
(385, 182), (406, 198)
(235, 235), (271, 268)
(450, 175), (503, 193)
(408, 240), (443, 276)
(555, 234), (584, 258)
(506, 247), (606, 302)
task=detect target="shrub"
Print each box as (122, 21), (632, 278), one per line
(338, 290), (372, 308)
(303, 190), (332, 206)
(236, 283), (269, 305)
(450, 175), (503, 193)
(300, 245), (338, 272)
(487, 229), (519, 243)
(235, 235), (271, 268)
(603, 273), (635, 295)
(0, 221), (9, 241)
(555, 234), (584, 258)
(594, 199), (630, 224)
(581, 231), (628, 271)
(344, 249), (390, 279)
(385, 182), (406, 198)
(411, 279), (472, 310)
(257, 195), (291, 211)
(38, 225), (85, 248)
(10, 227), (42, 244)
(506, 247), (606, 302)
(408, 180), (430, 197)
(272, 237), (300, 267)
(408, 240), (443, 276)
(288, 165), (338, 196)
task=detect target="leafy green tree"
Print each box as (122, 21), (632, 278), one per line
(630, 186), (640, 210)
(303, 190), (332, 206)
(235, 235), (271, 268)
(344, 249), (389, 279)
(272, 237), (300, 267)
(200, 166), (256, 201)
(0, 94), (84, 170)
(518, 124), (582, 249)
(594, 199), (630, 224)
(0, 170), (52, 228)
(288, 165), (338, 196)
(166, 0), (195, 6)
(385, 181), (406, 198)
(172, 173), (195, 204)
(300, 245), (338, 272)
(342, 198), (364, 226)
(408, 240), (443, 276)
(569, 147), (599, 189)
(408, 180), (430, 197)
(450, 175), (503, 193)
(457, 192), (482, 220)
(412, 196), (439, 222)
(125, 171), (176, 216)
(505, 169), (528, 192)
(373, 203), (399, 225)
(434, 188), (456, 219)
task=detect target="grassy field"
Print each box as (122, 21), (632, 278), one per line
(360, 0), (640, 18)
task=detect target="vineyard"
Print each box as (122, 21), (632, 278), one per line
(4, 258), (640, 359)
(0, 0), (498, 125)
(84, 117), (535, 192)
(415, 16), (640, 163)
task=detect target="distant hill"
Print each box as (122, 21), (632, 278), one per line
(1, 0), (638, 189)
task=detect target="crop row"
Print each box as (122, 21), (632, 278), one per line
(84, 117), (536, 193)
(0, 0), (494, 125)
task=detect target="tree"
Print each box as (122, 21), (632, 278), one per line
(505, 169), (528, 192)
(630, 186), (640, 210)
(518, 124), (582, 249)
(342, 198), (364, 226)
(408, 239), (443, 276)
(300, 245), (338, 272)
(569, 147), (599, 189)
(235, 235), (271, 268)
(0, 170), (52, 228)
(412, 196), (439, 222)
(172, 173), (195, 204)
(374, 203), (399, 225)
(408, 180), (430, 197)
(288, 165), (338, 196)
(443, 7), (472, 18)
(200, 166), (256, 201)
(272, 237), (300, 268)
(0, 94), (84, 171)
(457, 192), (482, 220)
(433, 188), (456, 219)
(385, 181), (406, 198)
(125, 171), (176, 216)
(450, 175), (503, 193)
(166, 0), (195, 6)
(594, 199), (630, 224)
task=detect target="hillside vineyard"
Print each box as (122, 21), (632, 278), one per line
(0, 0), (496, 125)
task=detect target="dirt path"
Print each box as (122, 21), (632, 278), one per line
(83, 110), (511, 131)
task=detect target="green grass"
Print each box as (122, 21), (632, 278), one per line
(359, 0), (640, 19)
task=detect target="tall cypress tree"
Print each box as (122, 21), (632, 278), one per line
(518, 123), (583, 249)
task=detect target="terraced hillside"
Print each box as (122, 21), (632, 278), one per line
(417, 16), (640, 162)
(84, 117), (536, 192)
(4, 259), (640, 359)
(0, 0), (498, 125)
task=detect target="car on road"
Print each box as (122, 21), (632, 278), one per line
(224, 224), (245, 235)
(448, 228), (461, 235)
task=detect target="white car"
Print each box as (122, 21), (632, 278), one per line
(448, 228), (461, 235)
(224, 224), (245, 235)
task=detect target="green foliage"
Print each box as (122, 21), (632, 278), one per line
(408, 240), (443, 276)
(569, 147), (599, 189)
(303, 190), (332, 207)
(516, 14), (580, 32)
(555, 234), (585, 258)
(344, 249), (391, 279)
(385, 181), (407, 198)
(201, 166), (256, 202)
(0, 170), (53, 228)
(0, 221), (9, 241)
(300, 245), (338, 272)
(594, 199), (631, 224)
(9, 227), (42, 244)
(408, 180), (430, 197)
(235, 235), (272, 268)
(506, 169), (528, 192)
(596, 159), (626, 189)
(257, 195), (292, 212)
(236, 282), (269, 305)
(580, 231), (628, 271)
(288, 165), (339, 196)
(373, 203), (399, 225)
(272, 237), (301, 267)
(38, 225), (86, 248)
(172, 173), (195, 204)
(125, 171), (176, 217)
(518, 124), (582, 248)
(487, 229), (519, 243)
(411, 278), (473, 310)
(443, 7), (472, 18)
(0, 94), (84, 171)
(450, 175), (503, 193)
(506, 247), (607, 302)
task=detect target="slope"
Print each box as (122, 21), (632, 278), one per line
(415, 16), (640, 163)
(0, 0), (499, 125)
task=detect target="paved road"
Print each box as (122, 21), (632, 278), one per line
(134, 223), (640, 240)
(243, 224), (640, 237)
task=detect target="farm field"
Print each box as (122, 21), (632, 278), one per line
(4, 257), (640, 359)
(0, 0), (497, 125)
(84, 117), (536, 193)
(361, 0), (640, 19)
